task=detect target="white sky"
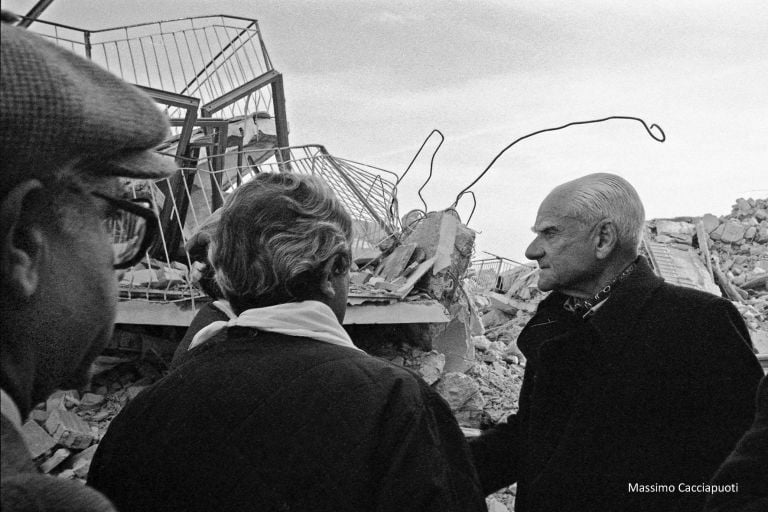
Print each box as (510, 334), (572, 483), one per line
(6, 0), (767, 261)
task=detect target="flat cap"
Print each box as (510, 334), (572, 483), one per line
(0, 21), (177, 198)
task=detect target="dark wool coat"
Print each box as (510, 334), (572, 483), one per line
(469, 258), (763, 512)
(89, 329), (487, 512)
(169, 302), (227, 370)
(705, 374), (768, 512)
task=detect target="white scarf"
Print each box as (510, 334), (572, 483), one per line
(189, 300), (364, 353)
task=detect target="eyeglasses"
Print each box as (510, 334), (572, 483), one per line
(91, 192), (159, 269)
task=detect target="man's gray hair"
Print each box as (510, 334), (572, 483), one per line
(563, 173), (645, 253)
(209, 173), (353, 312)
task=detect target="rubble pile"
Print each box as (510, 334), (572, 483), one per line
(648, 197), (768, 351)
(20, 358), (164, 484)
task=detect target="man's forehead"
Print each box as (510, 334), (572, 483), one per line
(532, 194), (583, 231)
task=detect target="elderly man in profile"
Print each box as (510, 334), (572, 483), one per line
(0, 19), (175, 510)
(469, 173), (763, 512)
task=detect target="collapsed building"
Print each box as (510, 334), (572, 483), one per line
(16, 11), (767, 512)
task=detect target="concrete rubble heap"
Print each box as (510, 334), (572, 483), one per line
(647, 197), (768, 352)
(19, 358), (164, 482)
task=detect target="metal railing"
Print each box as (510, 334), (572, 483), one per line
(24, 15), (273, 120)
(468, 257), (533, 292)
(118, 145), (399, 303)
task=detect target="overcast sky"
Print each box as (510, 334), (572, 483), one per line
(7, 0), (766, 260)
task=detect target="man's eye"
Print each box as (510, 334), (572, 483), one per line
(542, 229), (558, 238)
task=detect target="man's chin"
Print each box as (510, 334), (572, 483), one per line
(535, 277), (555, 292)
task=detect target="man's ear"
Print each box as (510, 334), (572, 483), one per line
(594, 219), (619, 260)
(0, 180), (45, 298)
(318, 257), (338, 299)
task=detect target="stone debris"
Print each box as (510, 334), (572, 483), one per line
(646, 197), (768, 352)
(434, 372), (486, 428)
(40, 448), (71, 474)
(22, 357), (166, 483)
(487, 495), (512, 512)
(21, 419), (56, 460)
(45, 408), (94, 450)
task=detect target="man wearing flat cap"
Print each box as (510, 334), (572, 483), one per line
(0, 18), (176, 510)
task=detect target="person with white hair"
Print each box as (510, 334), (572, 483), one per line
(469, 173), (762, 512)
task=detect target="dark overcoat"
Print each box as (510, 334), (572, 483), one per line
(89, 329), (487, 512)
(469, 258), (763, 512)
(705, 374), (768, 512)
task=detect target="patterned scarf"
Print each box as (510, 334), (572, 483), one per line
(563, 260), (637, 319)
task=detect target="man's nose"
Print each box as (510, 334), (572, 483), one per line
(525, 237), (543, 261)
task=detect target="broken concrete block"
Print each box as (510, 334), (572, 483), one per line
(21, 420), (56, 460)
(57, 469), (77, 480)
(486, 497), (510, 512)
(90, 410), (111, 423)
(656, 220), (695, 237)
(367, 276), (386, 288)
(46, 390), (79, 413)
(701, 214), (720, 233)
(377, 243), (417, 282)
(482, 308), (515, 329)
(487, 292), (537, 314)
(472, 335), (491, 351)
(70, 444), (98, 479)
(44, 408), (94, 450)
(736, 198), (751, 213)
(433, 317), (474, 373)
(481, 351), (502, 363)
(721, 221), (746, 243)
(416, 352), (445, 385)
(78, 393), (105, 411)
(30, 408), (49, 424)
(349, 271), (372, 286)
(373, 279), (399, 291)
(745, 226), (757, 240)
(39, 448), (71, 474)
(710, 223), (725, 241)
(435, 372), (486, 427)
(435, 373), (485, 410)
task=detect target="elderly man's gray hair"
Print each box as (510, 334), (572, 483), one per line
(562, 173), (646, 253)
(209, 172), (353, 312)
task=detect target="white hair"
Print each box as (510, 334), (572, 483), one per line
(560, 173), (645, 253)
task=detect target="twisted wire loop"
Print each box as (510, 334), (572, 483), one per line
(455, 190), (478, 226)
(452, 116), (666, 207)
(390, 129), (446, 220)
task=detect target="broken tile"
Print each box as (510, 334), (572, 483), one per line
(78, 393), (105, 411)
(21, 420), (56, 460)
(39, 448), (71, 474)
(45, 408), (94, 450)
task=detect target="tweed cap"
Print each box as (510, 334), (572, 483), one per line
(0, 21), (177, 198)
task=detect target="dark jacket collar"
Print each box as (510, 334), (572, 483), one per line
(586, 256), (664, 353)
(527, 257), (664, 356)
